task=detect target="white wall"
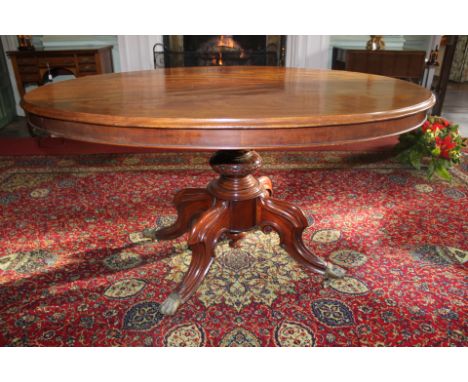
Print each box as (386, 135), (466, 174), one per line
(286, 35), (330, 69)
(118, 35), (162, 72)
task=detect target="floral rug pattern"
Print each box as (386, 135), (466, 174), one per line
(0, 151), (466, 346)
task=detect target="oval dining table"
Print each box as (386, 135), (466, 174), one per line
(22, 66), (435, 315)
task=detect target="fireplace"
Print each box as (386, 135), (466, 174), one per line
(154, 35), (286, 68)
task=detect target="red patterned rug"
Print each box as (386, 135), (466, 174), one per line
(0, 151), (466, 346)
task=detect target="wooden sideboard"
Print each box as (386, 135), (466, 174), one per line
(332, 47), (426, 83)
(7, 45), (114, 97)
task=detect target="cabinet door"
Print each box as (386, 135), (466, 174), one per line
(0, 39), (16, 128)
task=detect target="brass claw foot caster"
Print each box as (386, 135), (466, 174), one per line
(160, 292), (182, 315)
(324, 262), (346, 279)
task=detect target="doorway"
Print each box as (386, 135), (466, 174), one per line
(432, 35), (468, 137)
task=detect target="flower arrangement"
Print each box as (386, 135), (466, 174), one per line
(396, 116), (466, 181)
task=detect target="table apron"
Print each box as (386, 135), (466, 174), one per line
(27, 112), (427, 150)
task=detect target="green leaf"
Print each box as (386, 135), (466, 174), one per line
(434, 164), (452, 181)
(394, 141), (408, 153)
(396, 149), (410, 163)
(409, 150), (422, 170)
(427, 161), (435, 179)
(404, 132), (418, 141)
(440, 159), (451, 169)
(396, 133), (418, 151)
(431, 147), (441, 156)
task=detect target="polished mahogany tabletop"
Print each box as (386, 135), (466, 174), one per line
(23, 66), (435, 150)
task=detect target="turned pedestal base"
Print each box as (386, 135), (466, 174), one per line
(143, 150), (344, 315)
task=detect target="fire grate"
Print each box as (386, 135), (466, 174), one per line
(154, 35), (285, 68)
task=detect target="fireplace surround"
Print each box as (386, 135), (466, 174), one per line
(154, 35), (286, 68)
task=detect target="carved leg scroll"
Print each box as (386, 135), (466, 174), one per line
(143, 188), (213, 241)
(258, 176), (273, 196)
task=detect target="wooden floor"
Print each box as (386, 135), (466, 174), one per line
(442, 82), (468, 137)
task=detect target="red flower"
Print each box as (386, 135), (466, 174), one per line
(440, 118), (450, 127)
(435, 135), (456, 159)
(432, 122), (444, 131)
(422, 120), (431, 132)
(421, 119), (446, 133)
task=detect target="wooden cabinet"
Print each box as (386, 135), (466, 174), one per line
(7, 45), (114, 97)
(332, 47), (426, 83)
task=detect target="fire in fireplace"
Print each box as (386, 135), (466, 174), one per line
(154, 35), (285, 68)
(200, 35), (244, 66)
